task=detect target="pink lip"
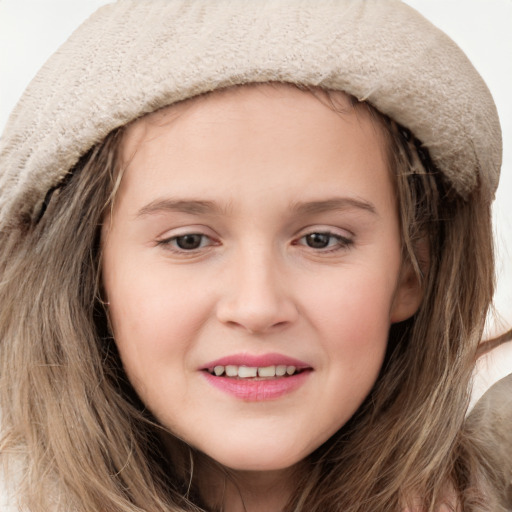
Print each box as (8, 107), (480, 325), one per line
(200, 353), (313, 401)
(200, 352), (310, 371)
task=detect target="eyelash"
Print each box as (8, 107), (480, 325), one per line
(157, 230), (353, 254)
(157, 233), (216, 252)
(295, 231), (354, 252)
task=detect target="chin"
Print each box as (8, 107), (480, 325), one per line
(201, 441), (310, 473)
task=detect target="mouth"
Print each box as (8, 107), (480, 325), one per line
(205, 364), (307, 379)
(200, 354), (312, 400)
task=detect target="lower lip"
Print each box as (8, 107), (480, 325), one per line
(202, 371), (311, 401)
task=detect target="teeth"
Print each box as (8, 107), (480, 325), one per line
(238, 366), (258, 378)
(225, 365), (238, 377)
(276, 365), (287, 376)
(257, 366), (276, 377)
(286, 365), (296, 375)
(209, 365), (301, 378)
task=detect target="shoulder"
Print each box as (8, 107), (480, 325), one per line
(466, 370), (512, 510)
(0, 447), (74, 512)
(467, 371), (512, 447)
(0, 463), (19, 511)
(469, 340), (512, 442)
(471, 338), (512, 409)
(0, 420), (23, 511)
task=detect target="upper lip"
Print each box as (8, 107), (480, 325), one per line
(200, 353), (312, 371)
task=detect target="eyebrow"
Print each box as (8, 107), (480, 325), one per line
(135, 196), (377, 219)
(136, 199), (228, 218)
(290, 197), (378, 216)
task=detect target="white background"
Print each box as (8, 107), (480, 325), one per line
(0, 0), (511, 398)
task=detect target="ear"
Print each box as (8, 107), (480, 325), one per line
(391, 235), (429, 323)
(389, 259), (424, 324)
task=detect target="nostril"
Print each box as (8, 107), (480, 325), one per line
(215, 271), (299, 333)
(218, 309), (296, 335)
(271, 320), (290, 329)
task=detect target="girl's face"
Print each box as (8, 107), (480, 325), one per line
(102, 85), (421, 472)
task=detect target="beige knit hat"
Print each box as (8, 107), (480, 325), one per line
(0, 0), (502, 229)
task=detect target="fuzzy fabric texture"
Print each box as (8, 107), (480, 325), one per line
(465, 372), (512, 510)
(0, 0), (502, 229)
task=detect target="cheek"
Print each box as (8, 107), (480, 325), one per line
(305, 265), (397, 337)
(300, 265), (396, 392)
(105, 252), (209, 337)
(104, 267), (213, 391)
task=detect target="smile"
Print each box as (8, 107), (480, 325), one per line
(201, 354), (312, 401)
(207, 364), (302, 378)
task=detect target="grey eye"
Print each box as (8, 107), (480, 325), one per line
(174, 234), (205, 250)
(304, 233), (332, 249)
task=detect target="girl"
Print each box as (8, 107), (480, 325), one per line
(0, 1), (510, 511)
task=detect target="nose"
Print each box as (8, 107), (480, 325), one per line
(216, 247), (299, 334)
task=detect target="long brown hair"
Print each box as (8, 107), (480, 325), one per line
(0, 86), (504, 511)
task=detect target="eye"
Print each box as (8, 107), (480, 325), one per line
(304, 232), (333, 249)
(158, 233), (214, 251)
(297, 231), (353, 251)
(174, 234), (206, 250)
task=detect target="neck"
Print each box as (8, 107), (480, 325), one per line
(196, 458), (302, 512)
(161, 434), (303, 511)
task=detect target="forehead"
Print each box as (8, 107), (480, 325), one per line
(114, 83), (393, 217)
(120, 84), (388, 163)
